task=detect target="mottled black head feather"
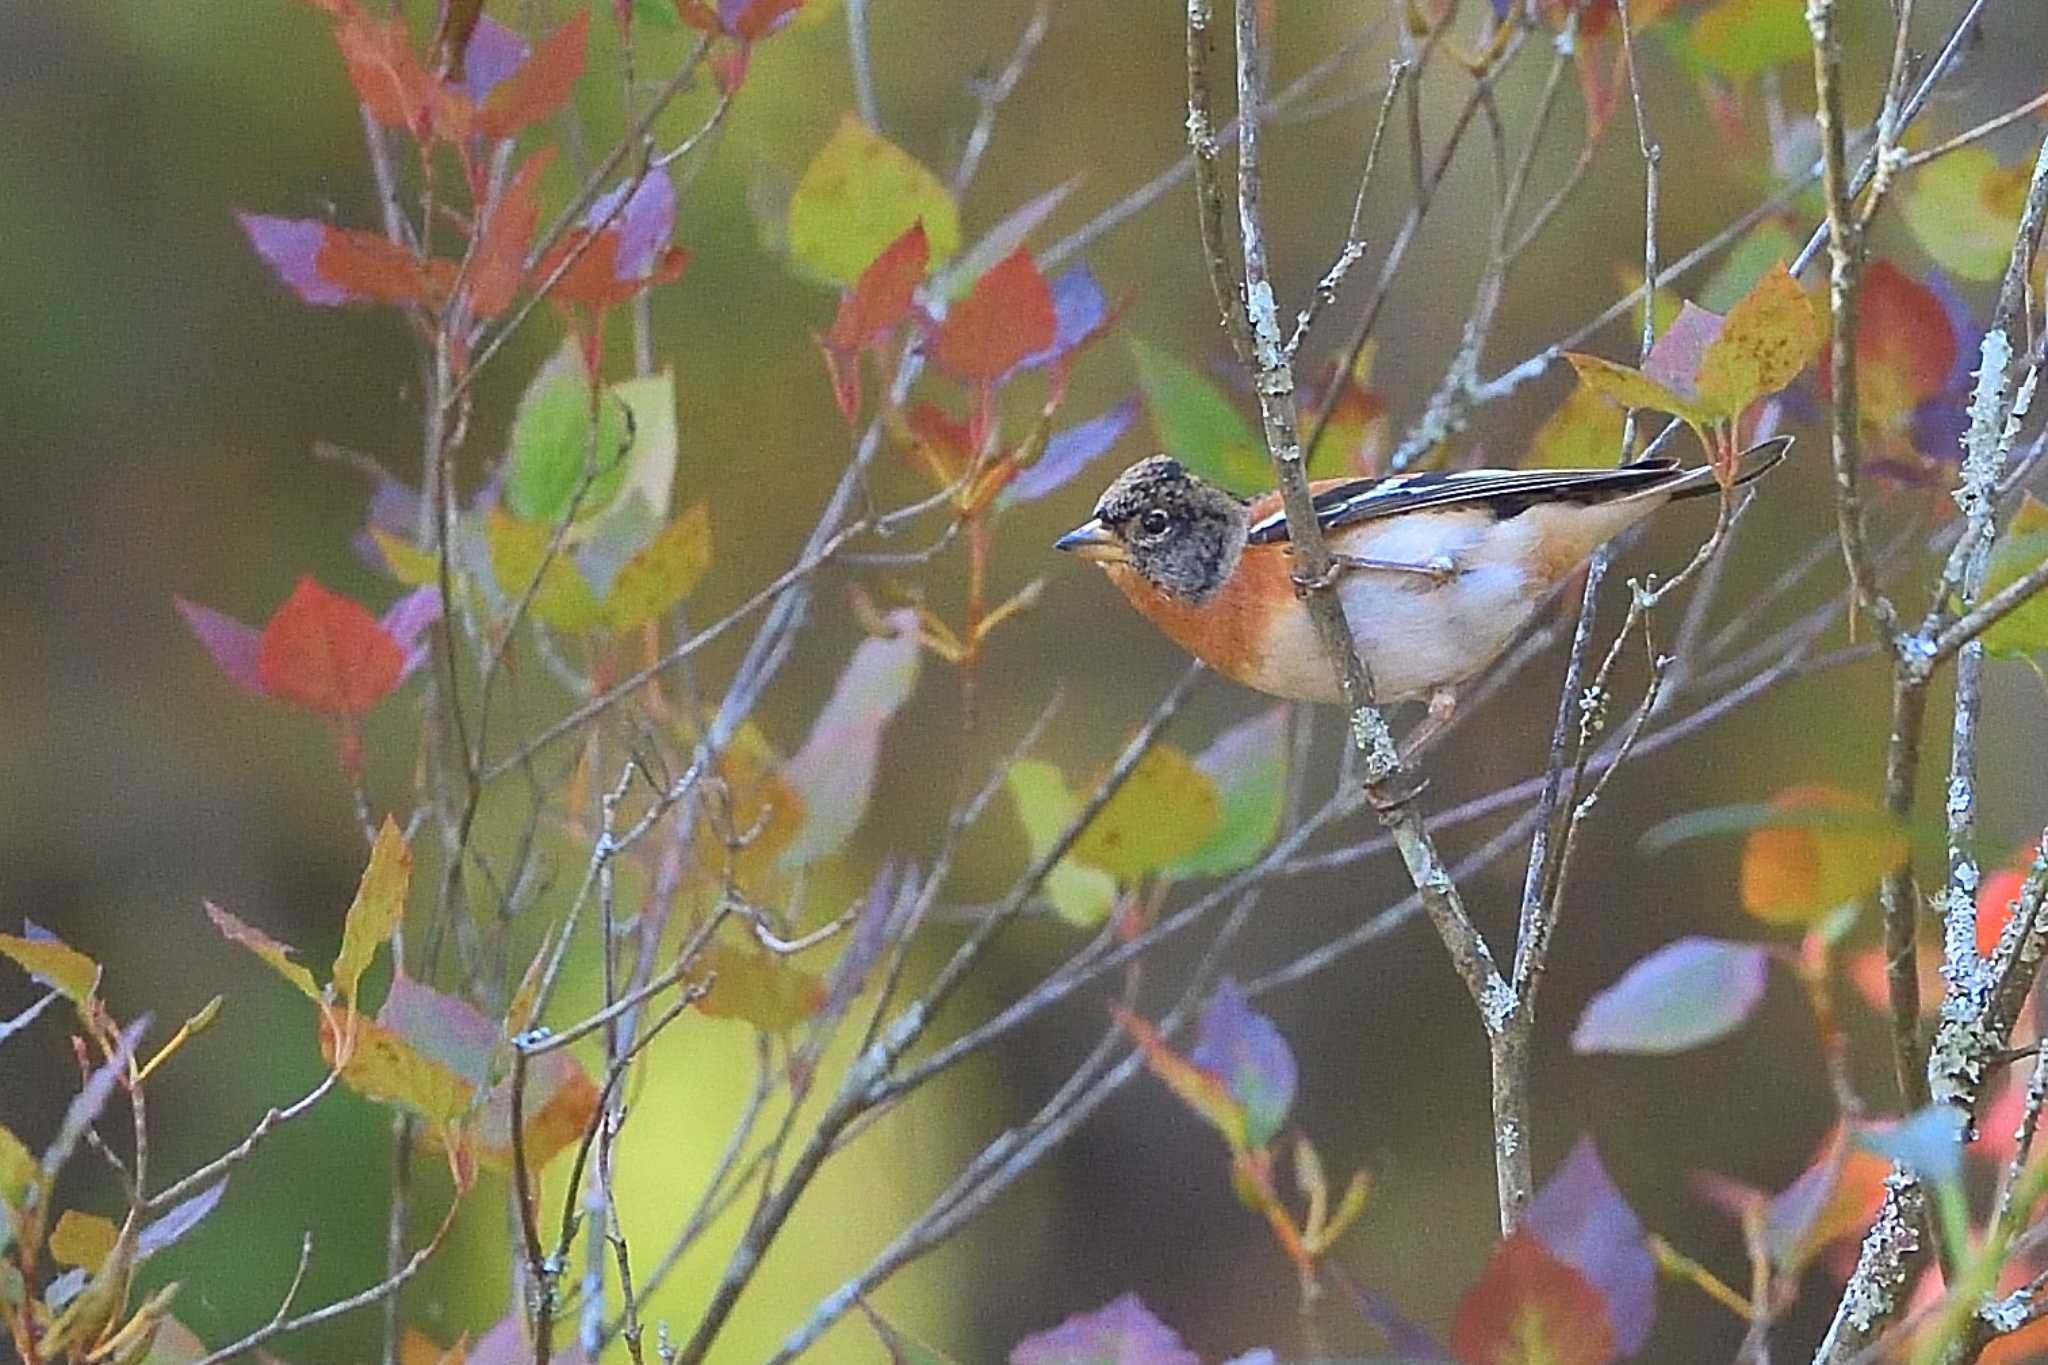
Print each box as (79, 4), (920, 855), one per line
(1089, 455), (1251, 603)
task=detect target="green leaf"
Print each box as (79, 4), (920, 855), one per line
(600, 369), (680, 527)
(1694, 262), (1822, 419)
(1166, 707), (1289, 878)
(788, 114), (961, 286)
(505, 343), (633, 525)
(1005, 761), (1119, 926)
(1071, 744), (1222, 879)
(1902, 148), (2034, 283)
(1700, 221), (1802, 313)
(1691, 0), (1810, 81)
(1978, 496), (2048, 657)
(1130, 338), (1270, 494)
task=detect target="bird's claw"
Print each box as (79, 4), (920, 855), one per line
(1366, 769), (1431, 811)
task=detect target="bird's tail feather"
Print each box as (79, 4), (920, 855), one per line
(1654, 434), (1795, 502)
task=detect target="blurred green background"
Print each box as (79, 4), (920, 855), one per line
(5, 0), (2048, 1359)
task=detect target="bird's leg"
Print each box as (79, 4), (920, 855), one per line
(1293, 553), (1459, 593)
(1398, 686), (1459, 764)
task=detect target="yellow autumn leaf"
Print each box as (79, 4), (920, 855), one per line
(49, 1209), (120, 1273)
(1071, 745), (1223, 880)
(332, 818), (410, 1010)
(0, 930), (98, 1004)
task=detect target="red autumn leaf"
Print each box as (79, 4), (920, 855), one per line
(820, 222), (928, 420)
(1977, 851), (2038, 957)
(540, 232), (691, 311)
(477, 9), (588, 140)
(470, 147), (555, 318)
(677, 0), (804, 39)
(316, 227), (451, 307)
(1848, 261), (1958, 427)
(732, 0), (804, 39)
(334, 14), (443, 135)
(902, 401), (974, 484)
(932, 248), (1057, 387)
(1451, 1230), (1617, 1365)
(257, 577), (406, 715)
(827, 222), (929, 354)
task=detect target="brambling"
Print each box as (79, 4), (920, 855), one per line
(1056, 436), (1791, 719)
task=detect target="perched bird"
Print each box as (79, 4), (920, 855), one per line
(1055, 437), (1790, 723)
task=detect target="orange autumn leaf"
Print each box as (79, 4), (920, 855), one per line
(469, 147), (555, 319)
(1738, 784), (1907, 926)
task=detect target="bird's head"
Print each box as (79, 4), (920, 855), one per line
(1054, 454), (1251, 604)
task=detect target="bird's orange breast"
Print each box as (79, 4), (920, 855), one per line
(1101, 544), (1300, 694)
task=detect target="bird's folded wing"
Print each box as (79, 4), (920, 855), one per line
(1244, 458), (1686, 546)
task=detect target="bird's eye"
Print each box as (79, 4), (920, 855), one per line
(1138, 508), (1172, 538)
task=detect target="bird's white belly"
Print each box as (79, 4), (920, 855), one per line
(1253, 510), (1545, 704)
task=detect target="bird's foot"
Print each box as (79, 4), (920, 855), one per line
(1298, 554), (1460, 594)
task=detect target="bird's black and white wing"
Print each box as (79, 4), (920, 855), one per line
(1243, 459), (1691, 546)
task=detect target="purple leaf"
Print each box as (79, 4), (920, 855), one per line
(1190, 978), (1296, 1148)
(175, 598), (268, 695)
(1008, 400), (1138, 503)
(379, 586), (443, 678)
(1328, 1264), (1449, 1360)
(1641, 302), (1725, 400)
(1912, 396), (1970, 464)
(1019, 265), (1109, 372)
(380, 970), (496, 1086)
(0, 989), (60, 1047)
(138, 1178), (228, 1261)
(1527, 1139), (1656, 1355)
(470, 1309), (591, 1365)
(819, 861), (921, 1027)
(1860, 1105), (1966, 1187)
(44, 1015), (150, 1183)
(1010, 1294), (1199, 1365)
(461, 16), (532, 104)
(586, 171), (677, 281)
(1571, 938), (1770, 1055)
(236, 212), (353, 306)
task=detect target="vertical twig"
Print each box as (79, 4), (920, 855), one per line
(1217, 0), (1520, 1224)
(845, 0), (881, 131)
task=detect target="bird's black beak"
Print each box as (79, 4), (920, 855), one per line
(1054, 519), (1127, 563)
